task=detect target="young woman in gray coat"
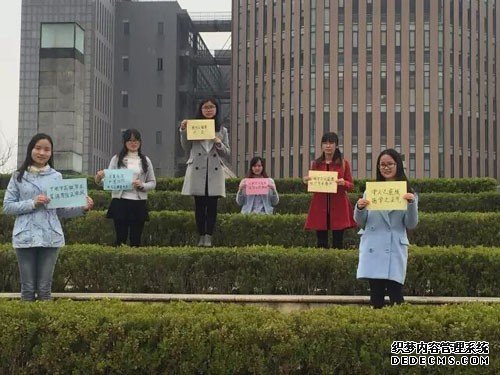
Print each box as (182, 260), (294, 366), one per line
(179, 98), (230, 247)
(354, 149), (418, 309)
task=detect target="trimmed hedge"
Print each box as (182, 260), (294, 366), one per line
(1, 174), (497, 193)
(10, 190), (494, 213)
(0, 244), (499, 296)
(2, 190), (500, 213)
(1, 211), (499, 247)
(0, 300), (497, 374)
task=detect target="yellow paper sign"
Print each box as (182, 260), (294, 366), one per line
(365, 181), (408, 210)
(307, 170), (338, 193)
(187, 119), (215, 140)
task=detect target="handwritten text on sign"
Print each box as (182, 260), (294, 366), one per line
(187, 119), (215, 140)
(307, 171), (338, 193)
(245, 178), (269, 195)
(365, 181), (408, 210)
(46, 178), (87, 208)
(103, 169), (134, 191)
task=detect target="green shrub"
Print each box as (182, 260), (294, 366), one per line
(1, 174), (496, 193)
(0, 244), (499, 296)
(19, 190), (495, 213)
(1, 211), (499, 247)
(0, 300), (497, 374)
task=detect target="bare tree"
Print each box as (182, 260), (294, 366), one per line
(0, 130), (16, 173)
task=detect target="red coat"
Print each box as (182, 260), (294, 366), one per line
(304, 159), (357, 230)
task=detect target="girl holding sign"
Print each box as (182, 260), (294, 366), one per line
(95, 129), (156, 247)
(354, 149), (418, 308)
(3, 133), (94, 301)
(179, 98), (230, 247)
(236, 157), (279, 214)
(303, 132), (356, 248)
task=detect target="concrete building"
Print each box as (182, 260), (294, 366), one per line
(18, 0), (227, 176)
(19, 0), (116, 174)
(231, 0), (500, 179)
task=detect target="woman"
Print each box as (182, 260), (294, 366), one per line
(303, 132), (356, 248)
(179, 98), (230, 247)
(95, 129), (156, 247)
(236, 156), (279, 214)
(355, 148), (418, 308)
(3, 133), (93, 301)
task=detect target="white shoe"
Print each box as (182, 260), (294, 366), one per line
(204, 234), (212, 247)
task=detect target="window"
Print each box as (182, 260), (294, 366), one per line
(123, 20), (130, 35)
(157, 58), (163, 71)
(121, 91), (128, 107)
(122, 56), (129, 72)
(158, 22), (164, 35)
(156, 131), (162, 144)
(156, 94), (163, 107)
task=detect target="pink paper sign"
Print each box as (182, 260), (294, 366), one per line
(246, 178), (269, 195)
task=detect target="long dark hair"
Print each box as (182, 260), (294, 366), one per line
(376, 148), (414, 193)
(246, 156), (269, 178)
(16, 133), (54, 182)
(196, 98), (221, 131)
(315, 132), (343, 166)
(117, 129), (148, 173)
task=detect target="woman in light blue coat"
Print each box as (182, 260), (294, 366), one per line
(354, 149), (418, 308)
(3, 134), (93, 301)
(236, 157), (279, 214)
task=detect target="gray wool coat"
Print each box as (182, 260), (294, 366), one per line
(180, 126), (230, 197)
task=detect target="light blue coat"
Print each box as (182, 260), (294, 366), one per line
(354, 193), (418, 284)
(3, 169), (85, 248)
(236, 178), (279, 214)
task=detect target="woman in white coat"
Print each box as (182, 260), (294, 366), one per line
(179, 98), (230, 247)
(354, 149), (418, 308)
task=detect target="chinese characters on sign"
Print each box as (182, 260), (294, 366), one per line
(187, 119), (216, 140)
(246, 178), (269, 195)
(365, 181), (408, 210)
(46, 178), (88, 208)
(307, 171), (338, 193)
(103, 169), (134, 191)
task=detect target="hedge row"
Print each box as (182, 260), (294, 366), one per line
(2, 190), (500, 213)
(1, 211), (499, 247)
(1, 174), (497, 193)
(0, 300), (497, 374)
(0, 244), (499, 296)
(6, 190), (490, 214)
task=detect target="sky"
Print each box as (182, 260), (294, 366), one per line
(0, 0), (231, 172)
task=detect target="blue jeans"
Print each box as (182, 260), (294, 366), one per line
(15, 247), (59, 301)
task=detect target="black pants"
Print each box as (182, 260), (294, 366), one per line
(113, 219), (145, 247)
(368, 279), (404, 309)
(316, 230), (345, 249)
(194, 196), (219, 235)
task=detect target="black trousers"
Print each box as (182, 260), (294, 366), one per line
(194, 196), (219, 235)
(368, 279), (404, 309)
(113, 219), (145, 247)
(316, 230), (345, 249)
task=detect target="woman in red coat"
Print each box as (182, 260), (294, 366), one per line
(303, 132), (356, 248)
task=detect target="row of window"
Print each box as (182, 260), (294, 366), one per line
(121, 56), (164, 72)
(121, 92), (164, 108)
(122, 20), (164, 35)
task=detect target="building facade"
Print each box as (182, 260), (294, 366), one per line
(18, 0), (225, 176)
(231, 0), (500, 179)
(19, 0), (115, 174)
